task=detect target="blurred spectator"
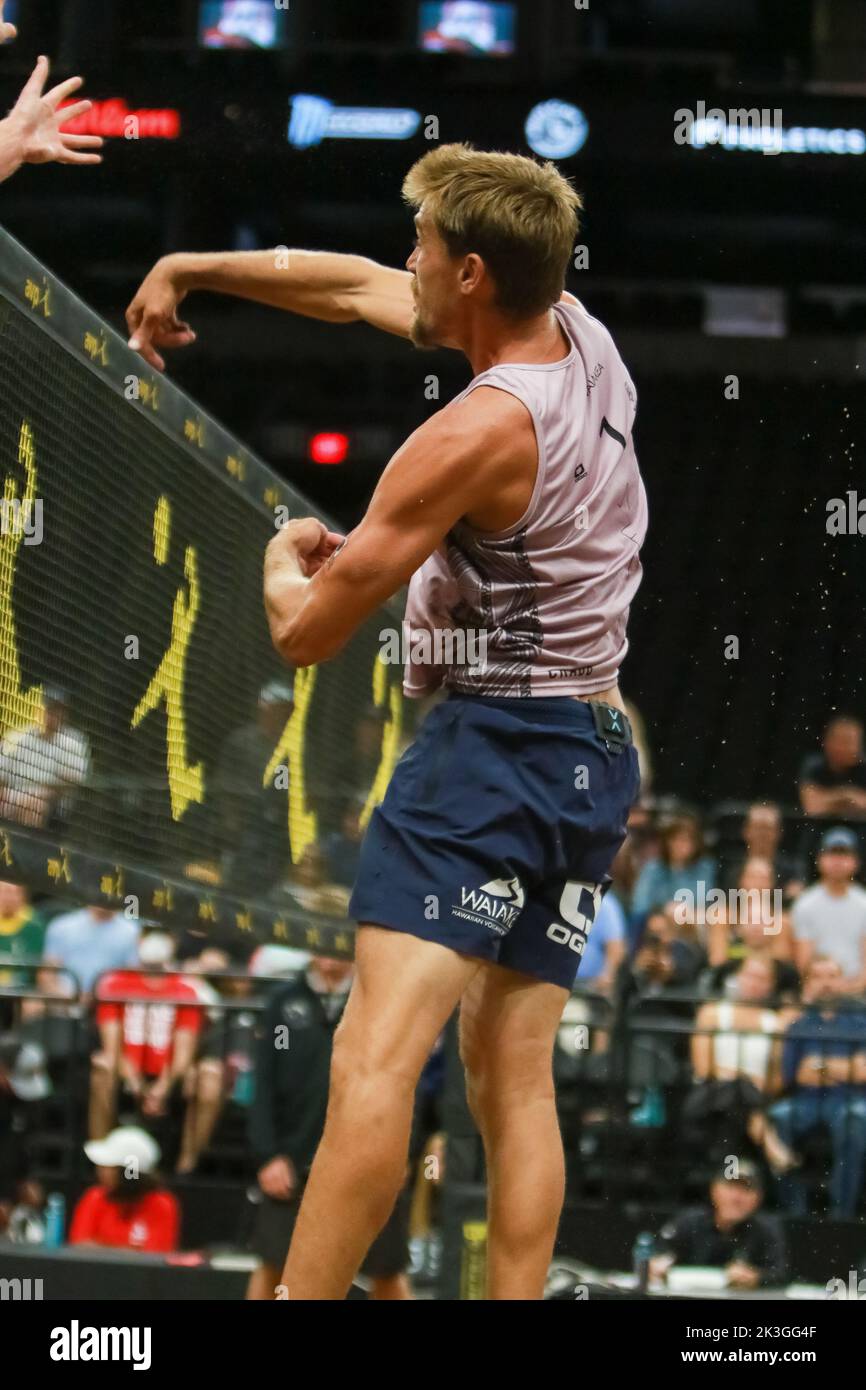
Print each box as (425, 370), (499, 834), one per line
(799, 716), (866, 819)
(650, 1163), (787, 1289)
(246, 954), (412, 1301)
(320, 795), (366, 890)
(792, 828), (866, 994)
(769, 958), (866, 1217)
(43, 903), (139, 996)
(90, 928), (203, 1144)
(721, 802), (804, 899)
(631, 815), (716, 921)
(0, 687), (90, 830)
(289, 834), (333, 911)
(70, 1127), (179, 1252)
(687, 956), (799, 1172)
(346, 704), (388, 796)
(215, 679), (294, 895)
(0, 881), (46, 991)
(630, 908), (706, 992)
(2, 1178), (46, 1243)
(575, 891), (627, 993)
(706, 857), (797, 992)
(610, 802), (659, 918)
(177, 943), (260, 1173)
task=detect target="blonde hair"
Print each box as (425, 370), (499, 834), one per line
(402, 143), (582, 318)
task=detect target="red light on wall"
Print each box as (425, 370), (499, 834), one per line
(309, 432), (349, 464)
(58, 99), (182, 140)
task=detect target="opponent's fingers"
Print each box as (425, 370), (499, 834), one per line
(134, 340), (166, 373)
(44, 73), (84, 112)
(153, 328), (196, 349)
(56, 98), (93, 127)
(60, 132), (103, 150)
(125, 301), (144, 337)
(57, 150), (103, 165)
(128, 316), (166, 371)
(19, 56), (50, 101)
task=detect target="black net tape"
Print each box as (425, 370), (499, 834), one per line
(0, 228), (407, 953)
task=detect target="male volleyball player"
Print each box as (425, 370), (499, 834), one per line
(127, 144), (648, 1300)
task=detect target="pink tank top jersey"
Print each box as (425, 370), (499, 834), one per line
(403, 298), (648, 698)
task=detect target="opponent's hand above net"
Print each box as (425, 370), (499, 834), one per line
(127, 260), (197, 372)
(8, 58), (104, 169)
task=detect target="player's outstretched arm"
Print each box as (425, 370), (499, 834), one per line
(127, 249), (415, 372)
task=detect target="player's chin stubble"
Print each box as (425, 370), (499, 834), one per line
(410, 312), (438, 349)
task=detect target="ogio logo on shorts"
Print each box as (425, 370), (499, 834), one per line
(546, 922), (587, 955)
(453, 877), (524, 937)
(547, 881), (604, 954)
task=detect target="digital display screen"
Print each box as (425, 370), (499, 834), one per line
(199, 1), (289, 51)
(419, 1), (516, 56)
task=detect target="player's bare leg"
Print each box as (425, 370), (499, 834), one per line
(280, 926), (481, 1300)
(459, 965), (569, 1299)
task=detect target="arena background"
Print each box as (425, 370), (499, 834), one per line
(0, 0), (865, 1320)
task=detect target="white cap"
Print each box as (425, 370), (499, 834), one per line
(249, 944), (310, 977)
(9, 1041), (51, 1101)
(84, 1126), (160, 1174)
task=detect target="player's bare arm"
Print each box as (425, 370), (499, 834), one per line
(263, 386), (536, 668)
(127, 251), (419, 370)
(127, 249), (583, 373)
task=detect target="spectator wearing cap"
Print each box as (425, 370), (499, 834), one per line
(799, 717), (866, 820)
(650, 1162), (787, 1290)
(215, 680), (295, 895)
(792, 828), (866, 993)
(70, 1126), (179, 1252)
(769, 958), (866, 1217)
(0, 685), (90, 831)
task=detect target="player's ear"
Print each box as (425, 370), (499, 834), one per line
(459, 253), (485, 297)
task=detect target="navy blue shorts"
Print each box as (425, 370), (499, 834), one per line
(348, 692), (640, 990)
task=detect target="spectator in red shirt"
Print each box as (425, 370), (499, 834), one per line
(89, 928), (203, 1141)
(71, 1126), (179, 1253)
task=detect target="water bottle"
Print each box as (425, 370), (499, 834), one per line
(632, 1231), (655, 1293)
(230, 1011), (257, 1105)
(43, 1192), (66, 1248)
(460, 1221), (487, 1300)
